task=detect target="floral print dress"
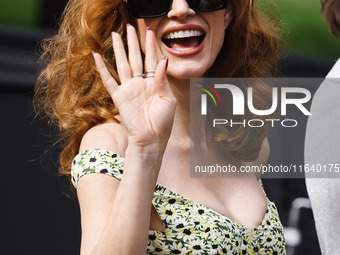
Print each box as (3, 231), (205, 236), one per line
(71, 149), (286, 254)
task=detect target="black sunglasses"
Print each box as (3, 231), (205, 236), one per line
(125, 0), (228, 19)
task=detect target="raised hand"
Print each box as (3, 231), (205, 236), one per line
(92, 25), (176, 148)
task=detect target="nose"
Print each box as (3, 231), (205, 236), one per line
(167, 0), (195, 19)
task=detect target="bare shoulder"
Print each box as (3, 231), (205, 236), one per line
(77, 119), (127, 187)
(79, 119), (128, 157)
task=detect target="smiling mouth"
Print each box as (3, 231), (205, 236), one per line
(162, 29), (206, 51)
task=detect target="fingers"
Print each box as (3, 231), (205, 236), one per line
(95, 26), (172, 100)
(126, 24), (143, 77)
(111, 32), (131, 83)
(92, 51), (118, 96)
(112, 26), (158, 81)
(144, 28), (158, 73)
(144, 29), (172, 98)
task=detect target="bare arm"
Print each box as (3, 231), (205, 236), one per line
(77, 134), (164, 255)
(76, 25), (176, 255)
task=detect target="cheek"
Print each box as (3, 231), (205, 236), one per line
(215, 29), (225, 51)
(206, 14), (228, 56)
(208, 27), (226, 61)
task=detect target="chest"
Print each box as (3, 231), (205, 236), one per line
(156, 146), (268, 228)
(147, 181), (285, 254)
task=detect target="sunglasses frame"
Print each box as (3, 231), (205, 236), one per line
(125, 0), (228, 19)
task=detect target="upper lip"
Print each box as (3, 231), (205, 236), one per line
(161, 24), (205, 39)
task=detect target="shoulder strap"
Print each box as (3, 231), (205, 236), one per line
(71, 149), (125, 188)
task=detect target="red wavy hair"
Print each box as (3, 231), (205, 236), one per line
(321, 0), (340, 36)
(34, 0), (282, 176)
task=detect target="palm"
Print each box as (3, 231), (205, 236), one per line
(93, 26), (176, 147)
(112, 78), (175, 145)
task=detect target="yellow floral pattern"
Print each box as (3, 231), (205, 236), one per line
(71, 149), (286, 254)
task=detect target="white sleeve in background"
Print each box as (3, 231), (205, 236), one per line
(325, 59), (340, 78)
(305, 59), (340, 255)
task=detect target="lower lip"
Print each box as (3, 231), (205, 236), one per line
(163, 37), (205, 57)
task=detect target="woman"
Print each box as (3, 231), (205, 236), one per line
(35, 0), (284, 254)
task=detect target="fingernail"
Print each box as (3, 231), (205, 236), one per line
(146, 26), (150, 30)
(91, 50), (95, 56)
(164, 56), (169, 70)
(126, 23), (131, 28)
(111, 31), (116, 37)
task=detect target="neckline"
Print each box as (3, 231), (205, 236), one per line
(84, 149), (271, 230)
(154, 181), (271, 230)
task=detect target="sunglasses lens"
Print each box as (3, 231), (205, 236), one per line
(187, 0), (226, 12)
(131, 0), (170, 18)
(129, 0), (226, 18)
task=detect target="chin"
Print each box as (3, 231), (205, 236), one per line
(167, 60), (210, 80)
(167, 69), (205, 80)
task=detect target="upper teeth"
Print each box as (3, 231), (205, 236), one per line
(164, 30), (203, 39)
